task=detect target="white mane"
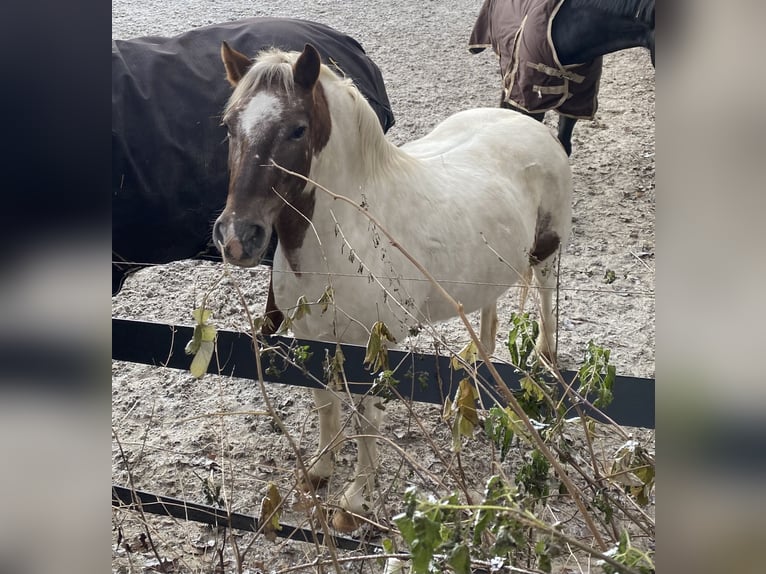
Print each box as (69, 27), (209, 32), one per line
(308, 53), (399, 175)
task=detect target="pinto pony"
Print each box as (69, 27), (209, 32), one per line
(213, 44), (572, 530)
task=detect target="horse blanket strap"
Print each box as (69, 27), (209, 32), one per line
(469, 0), (603, 118)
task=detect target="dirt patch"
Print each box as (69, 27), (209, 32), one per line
(112, 1), (654, 572)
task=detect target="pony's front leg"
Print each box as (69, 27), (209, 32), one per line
(332, 395), (383, 532)
(305, 388), (342, 488)
(480, 304), (499, 355)
(533, 260), (560, 364)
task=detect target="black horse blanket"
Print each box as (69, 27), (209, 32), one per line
(469, 0), (602, 118)
(113, 17), (395, 293)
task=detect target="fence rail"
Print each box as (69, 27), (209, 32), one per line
(112, 317), (654, 428)
(112, 317), (654, 537)
(112, 485), (377, 551)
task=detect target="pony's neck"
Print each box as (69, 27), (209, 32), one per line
(310, 79), (405, 194)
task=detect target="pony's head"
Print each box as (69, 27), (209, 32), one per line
(213, 43), (331, 267)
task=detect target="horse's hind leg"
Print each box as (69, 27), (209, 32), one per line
(305, 389), (342, 488)
(530, 213), (563, 364)
(556, 115), (577, 156)
(480, 304), (499, 355)
(333, 395), (383, 532)
(532, 259), (560, 363)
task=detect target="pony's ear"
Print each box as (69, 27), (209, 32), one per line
(221, 41), (252, 86)
(293, 44), (321, 90)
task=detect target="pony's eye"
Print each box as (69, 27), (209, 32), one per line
(289, 125), (307, 140)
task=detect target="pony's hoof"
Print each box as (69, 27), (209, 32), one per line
(535, 339), (557, 366)
(297, 472), (327, 492)
(332, 508), (364, 532)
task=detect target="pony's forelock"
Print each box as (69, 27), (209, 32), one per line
(223, 48), (363, 117)
(224, 49), (298, 118)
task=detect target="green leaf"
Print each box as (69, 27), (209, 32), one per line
(184, 325), (202, 355)
(472, 505), (495, 546)
(393, 511), (440, 574)
(506, 312), (540, 369)
(520, 376), (545, 403)
(447, 544), (470, 574)
(577, 340), (616, 408)
(516, 450), (550, 502)
(382, 538), (395, 554)
(535, 539), (552, 573)
(200, 324), (217, 342)
(192, 307), (212, 324)
(484, 406), (515, 462)
(190, 340), (214, 378)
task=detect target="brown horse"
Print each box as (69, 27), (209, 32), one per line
(469, 0), (655, 155)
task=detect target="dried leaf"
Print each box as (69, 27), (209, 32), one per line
(447, 378), (479, 451)
(259, 482), (283, 542)
(318, 286), (334, 313)
(451, 340), (479, 371)
(520, 375), (546, 403)
(364, 321), (396, 373)
(290, 295), (312, 322)
(324, 346), (346, 389)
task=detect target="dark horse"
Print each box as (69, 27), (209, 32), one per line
(112, 17), (394, 332)
(469, 0), (655, 156)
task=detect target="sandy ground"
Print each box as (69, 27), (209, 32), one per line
(112, 1), (654, 572)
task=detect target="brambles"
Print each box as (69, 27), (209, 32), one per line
(405, 317), (655, 574)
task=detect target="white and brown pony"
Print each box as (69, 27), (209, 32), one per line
(212, 43), (572, 530)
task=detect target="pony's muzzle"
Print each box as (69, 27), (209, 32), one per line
(213, 217), (269, 266)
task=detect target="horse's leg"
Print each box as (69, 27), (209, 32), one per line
(532, 257), (560, 364)
(480, 304), (499, 355)
(261, 274), (285, 336)
(556, 115), (577, 156)
(305, 389), (342, 487)
(333, 395), (383, 532)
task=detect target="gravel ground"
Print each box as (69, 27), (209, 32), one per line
(112, 1), (655, 572)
